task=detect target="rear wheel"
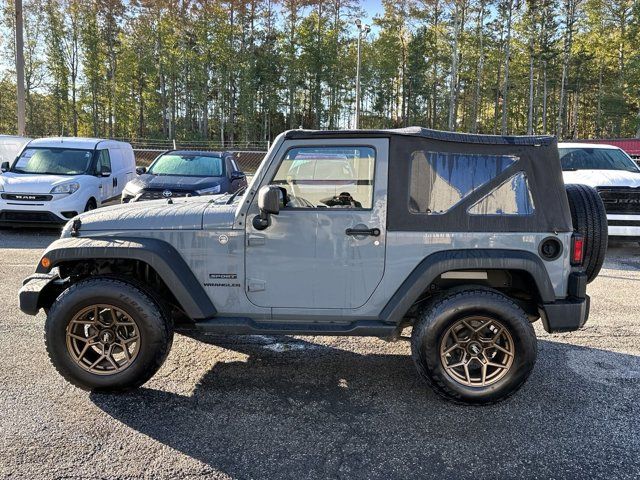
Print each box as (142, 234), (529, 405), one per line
(565, 184), (608, 283)
(45, 277), (173, 391)
(411, 288), (537, 405)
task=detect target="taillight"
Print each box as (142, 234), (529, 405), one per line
(571, 234), (585, 266)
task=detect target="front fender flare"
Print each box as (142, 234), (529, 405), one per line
(36, 236), (216, 320)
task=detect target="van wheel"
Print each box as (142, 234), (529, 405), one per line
(45, 277), (173, 391)
(565, 184), (608, 283)
(411, 288), (537, 405)
(84, 199), (97, 212)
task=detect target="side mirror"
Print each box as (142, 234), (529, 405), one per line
(100, 165), (111, 177)
(1, 162), (9, 173)
(136, 166), (147, 175)
(231, 170), (245, 181)
(253, 185), (281, 230)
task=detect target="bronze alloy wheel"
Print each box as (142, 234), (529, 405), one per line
(439, 316), (515, 387)
(65, 304), (141, 375)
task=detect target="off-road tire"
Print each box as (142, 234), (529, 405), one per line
(565, 184), (608, 283)
(411, 288), (537, 405)
(45, 277), (173, 391)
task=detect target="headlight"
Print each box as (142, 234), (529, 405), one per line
(0, 183), (4, 192)
(196, 185), (221, 195)
(50, 182), (80, 194)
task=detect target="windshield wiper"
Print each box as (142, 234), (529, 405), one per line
(225, 185), (247, 205)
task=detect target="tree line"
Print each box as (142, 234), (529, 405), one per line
(0, 0), (638, 143)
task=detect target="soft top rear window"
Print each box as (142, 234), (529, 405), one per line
(409, 151), (518, 214)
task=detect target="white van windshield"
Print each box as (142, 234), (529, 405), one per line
(12, 148), (94, 175)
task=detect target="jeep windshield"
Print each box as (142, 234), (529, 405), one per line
(559, 147), (640, 173)
(11, 147), (94, 175)
(148, 154), (224, 177)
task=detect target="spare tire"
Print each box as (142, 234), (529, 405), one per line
(565, 184), (608, 283)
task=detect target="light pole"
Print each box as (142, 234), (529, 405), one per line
(354, 19), (370, 129)
(15, 0), (26, 136)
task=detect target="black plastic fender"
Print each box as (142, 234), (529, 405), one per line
(34, 236), (216, 320)
(380, 249), (556, 325)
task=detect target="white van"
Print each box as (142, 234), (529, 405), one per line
(0, 137), (135, 226)
(0, 135), (31, 164)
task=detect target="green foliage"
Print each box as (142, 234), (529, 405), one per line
(1, 0), (640, 140)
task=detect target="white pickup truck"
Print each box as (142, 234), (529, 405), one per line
(560, 142), (640, 241)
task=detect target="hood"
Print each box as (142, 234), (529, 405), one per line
(73, 196), (237, 232)
(0, 172), (82, 193)
(131, 174), (225, 191)
(562, 169), (640, 188)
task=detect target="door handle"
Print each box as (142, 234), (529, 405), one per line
(345, 227), (381, 237)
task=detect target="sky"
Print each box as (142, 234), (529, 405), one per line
(361, 0), (385, 19)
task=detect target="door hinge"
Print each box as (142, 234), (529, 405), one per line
(247, 234), (266, 246)
(247, 278), (266, 292)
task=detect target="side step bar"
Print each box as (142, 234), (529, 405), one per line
(187, 317), (397, 337)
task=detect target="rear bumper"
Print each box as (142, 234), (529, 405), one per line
(539, 296), (590, 333)
(539, 271), (590, 333)
(19, 272), (63, 315)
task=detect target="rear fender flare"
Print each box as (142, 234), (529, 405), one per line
(380, 249), (555, 324)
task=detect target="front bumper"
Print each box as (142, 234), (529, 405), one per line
(0, 210), (69, 226)
(19, 272), (64, 315)
(0, 193), (85, 226)
(606, 214), (640, 237)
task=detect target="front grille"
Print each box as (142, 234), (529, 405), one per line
(596, 187), (640, 214)
(138, 189), (192, 201)
(1, 193), (53, 201)
(0, 210), (62, 223)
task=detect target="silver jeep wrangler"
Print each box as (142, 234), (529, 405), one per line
(19, 128), (608, 404)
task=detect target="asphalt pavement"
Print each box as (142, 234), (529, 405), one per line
(0, 228), (638, 479)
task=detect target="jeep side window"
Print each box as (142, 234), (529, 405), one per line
(467, 172), (535, 215)
(271, 146), (375, 209)
(409, 151), (517, 214)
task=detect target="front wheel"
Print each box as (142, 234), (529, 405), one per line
(84, 198), (97, 212)
(45, 277), (173, 391)
(411, 288), (537, 405)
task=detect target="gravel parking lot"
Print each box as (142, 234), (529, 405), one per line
(0, 229), (639, 479)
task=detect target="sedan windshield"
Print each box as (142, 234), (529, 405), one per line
(148, 154), (224, 177)
(12, 148), (94, 175)
(559, 147), (640, 173)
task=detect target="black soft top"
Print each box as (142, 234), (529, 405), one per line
(285, 127), (572, 233)
(284, 127), (555, 147)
